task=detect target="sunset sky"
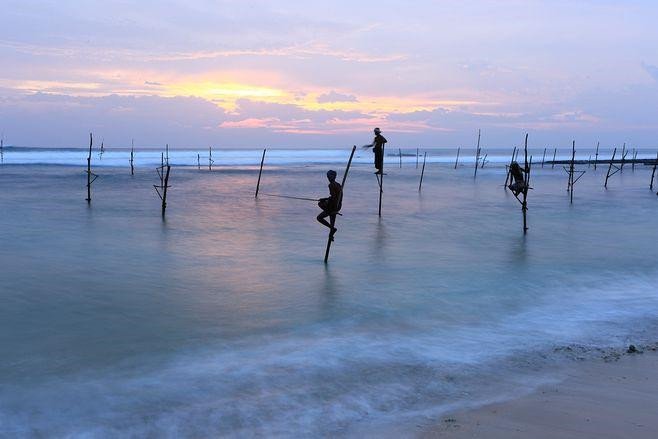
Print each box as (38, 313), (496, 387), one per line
(2, 0), (658, 148)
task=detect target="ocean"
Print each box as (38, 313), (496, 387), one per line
(1, 146), (657, 437)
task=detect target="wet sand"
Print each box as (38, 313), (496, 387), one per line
(421, 348), (658, 438)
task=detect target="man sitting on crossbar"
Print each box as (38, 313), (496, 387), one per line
(317, 170), (342, 241)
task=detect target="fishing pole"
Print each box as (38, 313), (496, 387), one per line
(259, 193), (319, 202)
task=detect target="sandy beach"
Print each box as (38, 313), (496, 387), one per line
(421, 346), (658, 439)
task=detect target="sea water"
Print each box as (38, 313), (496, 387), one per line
(1, 147), (657, 437)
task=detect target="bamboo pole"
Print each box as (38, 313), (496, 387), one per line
(160, 152), (164, 187)
(197, 153), (200, 170)
(324, 146), (357, 263)
(504, 146), (517, 190)
(378, 143), (385, 217)
(650, 152), (658, 190)
(208, 146), (213, 171)
(0, 137), (3, 164)
(522, 134), (530, 234)
(541, 147), (547, 168)
(418, 151), (427, 191)
(130, 139), (135, 175)
(604, 148), (617, 188)
(594, 142), (599, 170)
(552, 148), (557, 169)
(480, 153), (487, 168)
(161, 165), (171, 217)
(454, 147), (460, 169)
(255, 148), (266, 198)
(86, 133), (93, 203)
(473, 129), (481, 178)
(568, 141), (576, 204)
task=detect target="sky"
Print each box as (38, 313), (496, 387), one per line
(1, 0), (658, 149)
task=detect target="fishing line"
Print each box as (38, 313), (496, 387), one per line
(259, 193), (319, 202)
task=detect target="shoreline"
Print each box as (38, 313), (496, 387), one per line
(419, 345), (658, 438)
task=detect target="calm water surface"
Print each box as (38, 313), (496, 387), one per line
(1, 149), (657, 436)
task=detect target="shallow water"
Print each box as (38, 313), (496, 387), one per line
(1, 148), (657, 437)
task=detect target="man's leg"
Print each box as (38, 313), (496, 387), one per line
(317, 210), (332, 228)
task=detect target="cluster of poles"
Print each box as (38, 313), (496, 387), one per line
(22, 131), (657, 262)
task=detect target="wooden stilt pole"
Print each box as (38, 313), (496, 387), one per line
(399, 148), (402, 168)
(0, 136), (3, 164)
(522, 134), (530, 234)
(416, 148), (419, 169)
(160, 152), (164, 187)
(473, 129), (481, 178)
(454, 147), (460, 169)
(255, 148), (266, 198)
(197, 153), (200, 170)
(86, 133), (94, 203)
(552, 148), (557, 169)
(208, 147), (213, 171)
(568, 141), (576, 204)
(165, 143), (169, 165)
(161, 165), (171, 217)
(504, 146), (517, 190)
(130, 139), (135, 175)
(604, 148), (617, 188)
(378, 143), (385, 217)
(650, 152), (657, 190)
(542, 147), (547, 168)
(324, 146), (357, 263)
(620, 143), (626, 172)
(418, 151), (427, 191)
(480, 153), (487, 168)
(594, 142), (599, 170)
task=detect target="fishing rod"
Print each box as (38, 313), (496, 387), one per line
(259, 193), (319, 202)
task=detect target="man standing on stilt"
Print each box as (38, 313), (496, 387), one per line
(317, 170), (342, 241)
(363, 127), (387, 174)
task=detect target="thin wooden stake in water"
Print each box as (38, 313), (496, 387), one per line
(416, 148), (419, 169)
(418, 152), (427, 191)
(604, 148), (618, 188)
(324, 145), (357, 263)
(161, 165), (171, 217)
(86, 133), (94, 203)
(541, 147), (547, 168)
(480, 153), (487, 168)
(552, 148), (557, 169)
(504, 146), (517, 190)
(208, 147), (213, 171)
(594, 142), (600, 170)
(568, 141), (576, 204)
(620, 143), (626, 172)
(454, 147), (460, 169)
(399, 148), (402, 168)
(378, 143), (385, 217)
(473, 129), (481, 178)
(197, 153), (200, 170)
(165, 143), (169, 165)
(0, 136), (4, 164)
(522, 134), (530, 234)
(255, 148), (266, 198)
(650, 152), (658, 190)
(130, 139), (135, 175)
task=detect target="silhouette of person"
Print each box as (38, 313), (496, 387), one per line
(317, 170), (342, 240)
(363, 127), (387, 174)
(508, 161), (527, 196)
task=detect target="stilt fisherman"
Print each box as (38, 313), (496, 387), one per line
(317, 170), (342, 240)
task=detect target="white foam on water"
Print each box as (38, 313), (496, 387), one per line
(2, 273), (657, 437)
